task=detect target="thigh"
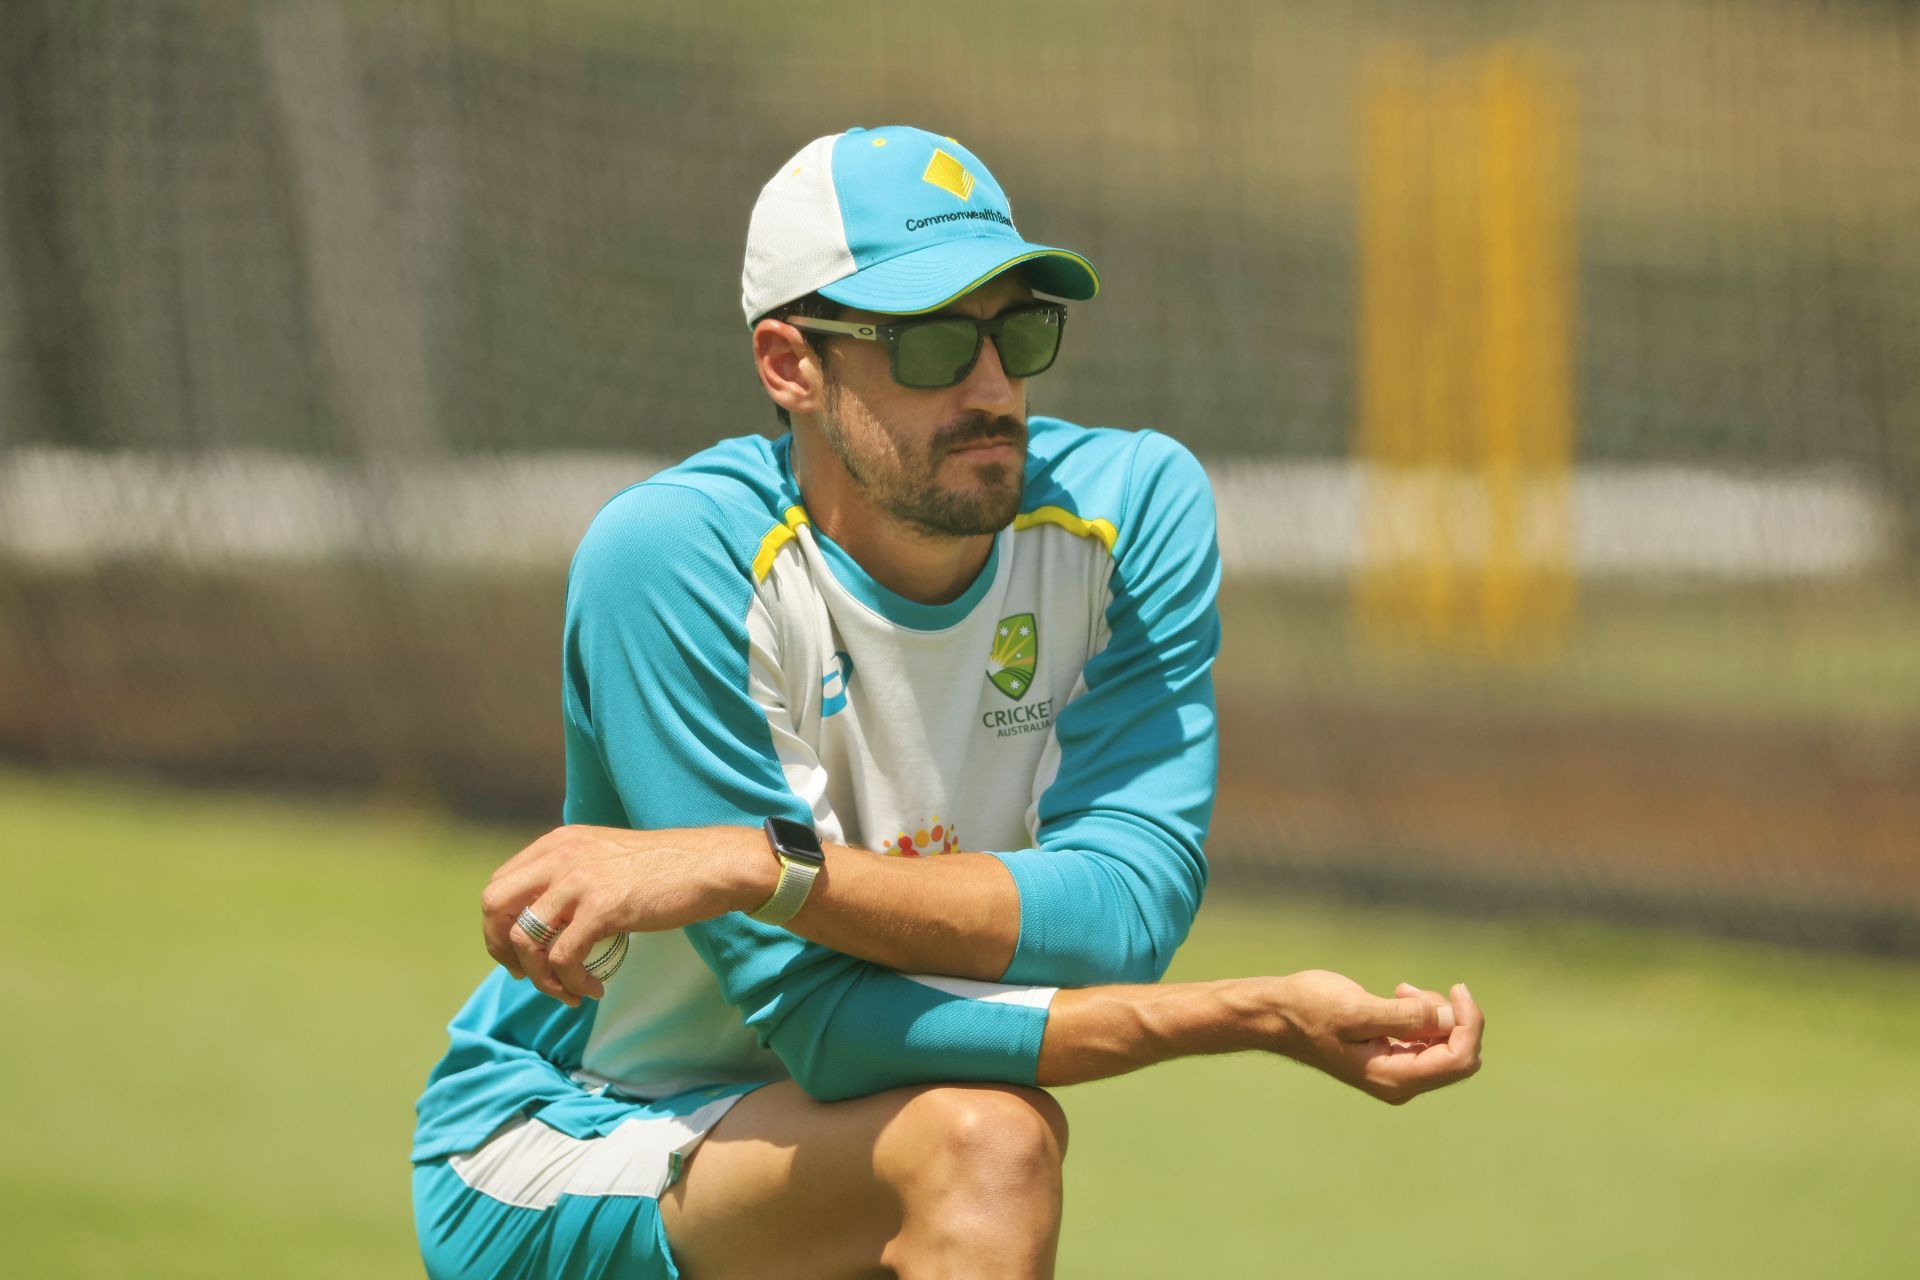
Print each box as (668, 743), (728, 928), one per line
(659, 1080), (1060, 1280)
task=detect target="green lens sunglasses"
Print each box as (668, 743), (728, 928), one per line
(784, 302), (1068, 390)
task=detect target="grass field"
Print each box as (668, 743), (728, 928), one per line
(4, 770), (1917, 1278)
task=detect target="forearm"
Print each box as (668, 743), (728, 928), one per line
(773, 974), (1284, 1103)
(709, 826), (1021, 981)
(1039, 971), (1485, 1106)
(1035, 976), (1286, 1086)
(792, 847), (1018, 980)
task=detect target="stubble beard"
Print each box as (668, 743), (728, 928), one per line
(820, 382), (1027, 538)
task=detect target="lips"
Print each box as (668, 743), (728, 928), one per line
(937, 413), (1028, 460)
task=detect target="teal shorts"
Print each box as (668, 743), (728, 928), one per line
(413, 1081), (768, 1280)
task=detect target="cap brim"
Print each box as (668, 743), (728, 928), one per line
(818, 239), (1100, 314)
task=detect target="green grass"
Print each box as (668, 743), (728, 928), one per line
(4, 771), (1916, 1278)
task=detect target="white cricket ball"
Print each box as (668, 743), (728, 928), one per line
(584, 931), (629, 981)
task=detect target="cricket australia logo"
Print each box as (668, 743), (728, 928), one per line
(981, 612), (1053, 738)
(987, 614), (1037, 700)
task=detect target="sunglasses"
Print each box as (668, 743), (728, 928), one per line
(784, 302), (1067, 390)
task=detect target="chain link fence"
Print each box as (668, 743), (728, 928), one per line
(3, 0), (1916, 948)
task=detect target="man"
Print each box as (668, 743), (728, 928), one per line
(412, 125), (1483, 1280)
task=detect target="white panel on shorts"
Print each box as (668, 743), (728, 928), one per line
(447, 1093), (748, 1211)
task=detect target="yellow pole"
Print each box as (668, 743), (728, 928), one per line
(1478, 48), (1577, 657)
(1355, 44), (1577, 663)
(1426, 58), (1481, 649)
(1356, 49), (1429, 651)
(1477, 49), (1528, 655)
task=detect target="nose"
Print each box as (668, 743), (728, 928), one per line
(956, 332), (1022, 416)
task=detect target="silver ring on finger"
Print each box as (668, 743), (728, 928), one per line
(515, 905), (560, 948)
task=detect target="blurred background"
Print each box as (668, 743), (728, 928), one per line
(2, 1), (1916, 1276)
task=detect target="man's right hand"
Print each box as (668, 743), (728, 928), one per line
(479, 824), (771, 1005)
(1272, 970), (1484, 1105)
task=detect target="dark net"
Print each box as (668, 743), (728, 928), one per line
(2, 0), (1915, 948)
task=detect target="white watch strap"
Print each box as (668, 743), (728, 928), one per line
(749, 854), (820, 927)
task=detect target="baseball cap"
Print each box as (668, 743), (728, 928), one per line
(741, 125), (1100, 325)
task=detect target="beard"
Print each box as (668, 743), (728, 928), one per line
(820, 385), (1027, 538)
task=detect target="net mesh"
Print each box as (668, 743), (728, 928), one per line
(2, 0), (1916, 947)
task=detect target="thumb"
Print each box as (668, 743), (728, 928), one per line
(1346, 992), (1456, 1041)
(1396, 981), (1455, 1035)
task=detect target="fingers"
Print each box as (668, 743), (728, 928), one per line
(512, 886), (582, 1006)
(483, 862), (561, 980)
(1361, 982), (1484, 1101)
(1392, 982), (1456, 1043)
(481, 875), (529, 979)
(480, 831), (574, 978)
(504, 874), (624, 1005)
(1446, 982), (1485, 1060)
(480, 825), (690, 1007)
(1346, 990), (1455, 1042)
(546, 906), (612, 1003)
(481, 825), (645, 1006)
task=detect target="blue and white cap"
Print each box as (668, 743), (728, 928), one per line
(741, 125), (1100, 325)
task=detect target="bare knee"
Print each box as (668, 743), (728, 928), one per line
(894, 1084), (1067, 1183)
(1013, 1085), (1071, 1159)
(876, 1084), (1067, 1275)
(879, 1086), (1068, 1205)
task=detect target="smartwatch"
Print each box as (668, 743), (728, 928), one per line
(750, 816), (826, 927)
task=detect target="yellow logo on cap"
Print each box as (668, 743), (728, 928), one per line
(922, 149), (975, 202)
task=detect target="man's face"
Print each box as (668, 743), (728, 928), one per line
(812, 272), (1034, 538)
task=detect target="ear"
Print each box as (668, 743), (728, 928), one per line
(753, 319), (826, 419)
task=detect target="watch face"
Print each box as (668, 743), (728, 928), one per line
(764, 816), (826, 865)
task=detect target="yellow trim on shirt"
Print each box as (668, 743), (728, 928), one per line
(753, 505), (811, 582)
(1012, 505), (1117, 553)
